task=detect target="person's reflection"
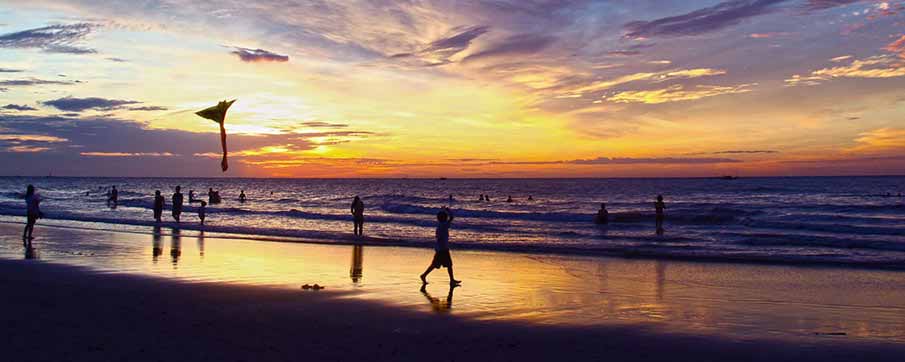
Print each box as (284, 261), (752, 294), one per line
(152, 225), (163, 263)
(197, 230), (205, 258)
(420, 284), (457, 313)
(350, 245), (363, 283)
(23, 237), (37, 260)
(655, 261), (666, 302)
(170, 227), (182, 267)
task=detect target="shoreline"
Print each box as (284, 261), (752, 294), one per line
(3, 222), (905, 345)
(4, 219), (905, 272)
(2, 259), (905, 361)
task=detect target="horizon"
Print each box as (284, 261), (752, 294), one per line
(1, 1), (905, 177)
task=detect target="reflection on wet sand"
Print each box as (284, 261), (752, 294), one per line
(198, 231), (205, 258)
(170, 228), (181, 267)
(421, 284), (456, 313)
(23, 238), (37, 260)
(350, 245), (363, 284)
(3, 223), (905, 342)
(152, 225), (163, 263)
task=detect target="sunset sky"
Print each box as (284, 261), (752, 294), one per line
(1, 0), (904, 177)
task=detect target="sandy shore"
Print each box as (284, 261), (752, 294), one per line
(2, 259), (905, 362)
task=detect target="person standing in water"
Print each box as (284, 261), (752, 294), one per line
(655, 195), (666, 234)
(351, 196), (365, 236)
(108, 185), (118, 207)
(198, 201), (207, 225)
(420, 207), (461, 286)
(239, 190), (247, 203)
(153, 190), (165, 223)
(23, 185), (42, 240)
(595, 203), (609, 224)
(172, 186), (184, 223)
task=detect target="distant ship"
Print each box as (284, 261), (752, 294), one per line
(718, 175), (739, 180)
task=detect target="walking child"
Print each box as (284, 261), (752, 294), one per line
(420, 207), (461, 286)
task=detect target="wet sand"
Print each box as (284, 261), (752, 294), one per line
(3, 222), (905, 360)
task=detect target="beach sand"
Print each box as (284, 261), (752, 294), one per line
(2, 222), (905, 361)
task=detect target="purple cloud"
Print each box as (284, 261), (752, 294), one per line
(0, 23), (97, 54)
(2, 104), (38, 111)
(42, 97), (141, 112)
(231, 47), (289, 63)
(463, 34), (556, 62)
(624, 0), (787, 38)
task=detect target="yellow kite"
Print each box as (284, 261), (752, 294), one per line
(195, 100), (235, 172)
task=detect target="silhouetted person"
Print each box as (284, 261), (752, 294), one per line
(198, 201), (207, 225)
(506, 195), (513, 203)
(239, 190), (247, 203)
(350, 245), (363, 283)
(108, 185), (118, 208)
(479, 194), (485, 201)
(485, 195), (491, 202)
(655, 195), (666, 234)
(449, 194), (454, 202)
(528, 195), (534, 201)
(189, 190), (197, 203)
(208, 188), (221, 204)
(351, 196), (365, 236)
(172, 186), (184, 223)
(23, 184), (42, 240)
(595, 203), (609, 225)
(153, 190), (165, 222)
(420, 207), (460, 285)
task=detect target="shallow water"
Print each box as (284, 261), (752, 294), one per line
(3, 222), (905, 343)
(1, 176), (905, 267)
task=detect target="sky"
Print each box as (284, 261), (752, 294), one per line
(0, 0), (904, 177)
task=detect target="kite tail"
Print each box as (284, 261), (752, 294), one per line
(220, 123), (228, 172)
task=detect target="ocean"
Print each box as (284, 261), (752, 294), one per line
(1, 176), (904, 267)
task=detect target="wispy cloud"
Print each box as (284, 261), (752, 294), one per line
(390, 25), (489, 66)
(80, 152), (176, 157)
(490, 156), (741, 165)
(462, 33), (556, 63)
(787, 55), (905, 86)
(0, 78), (73, 87)
(0, 68), (23, 73)
(231, 47), (289, 63)
(563, 68), (727, 96)
(624, 0), (786, 39)
(606, 83), (755, 104)
(2, 104), (37, 111)
(0, 23), (97, 54)
(42, 97), (141, 112)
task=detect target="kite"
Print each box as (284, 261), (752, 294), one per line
(195, 99), (235, 172)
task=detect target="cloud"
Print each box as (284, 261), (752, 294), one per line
(390, 25), (489, 66)
(0, 133), (68, 153)
(802, 0), (862, 11)
(231, 47), (289, 63)
(0, 23), (97, 54)
(0, 78), (73, 87)
(885, 35), (905, 59)
(847, 127), (905, 153)
(490, 156), (741, 165)
(2, 104), (37, 111)
(830, 55), (853, 62)
(606, 83), (755, 104)
(127, 106), (168, 111)
(462, 34), (556, 63)
(106, 57), (128, 62)
(42, 97), (141, 112)
(711, 150), (778, 154)
(300, 121), (348, 128)
(563, 68), (727, 96)
(624, 0), (786, 39)
(0, 68), (23, 73)
(749, 32), (790, 38)
(787, 55), (905, 86)
(80, 152), (176, 157)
